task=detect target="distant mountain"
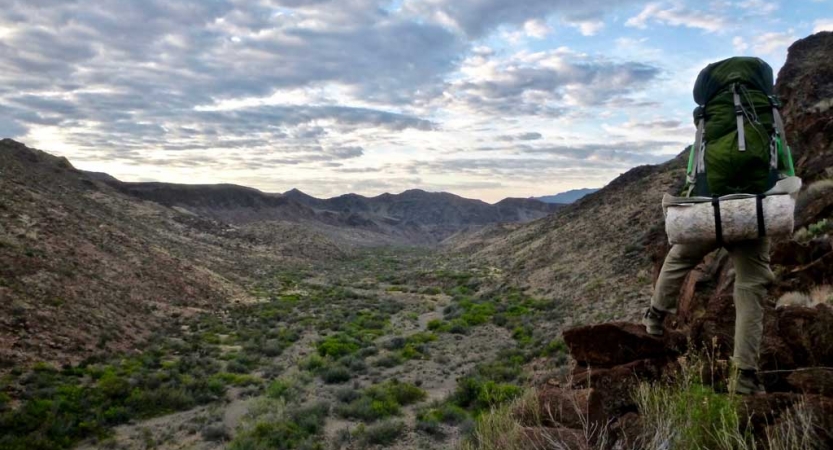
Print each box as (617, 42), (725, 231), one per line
(533, 188), (599, 204)
(81, 171), (562, 246)
(285, 188), (563, 229)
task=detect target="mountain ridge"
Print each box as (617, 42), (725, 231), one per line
(86, 173), (563, 244)
(533, 187), (600, 204)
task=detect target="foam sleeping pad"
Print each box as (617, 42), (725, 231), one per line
(663, 177), (801, 245)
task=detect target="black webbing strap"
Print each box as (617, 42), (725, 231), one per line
(756, 194), (766, 238)
(712, 197), (724, 247)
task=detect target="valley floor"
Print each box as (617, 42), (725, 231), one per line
(1, 247), (571, 450)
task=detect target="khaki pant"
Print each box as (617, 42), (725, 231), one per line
(652, 239), (775, 370)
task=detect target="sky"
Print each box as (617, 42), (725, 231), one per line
(1, 0), (831, 202)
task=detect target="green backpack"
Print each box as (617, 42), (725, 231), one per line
(686, 57), (795, 197)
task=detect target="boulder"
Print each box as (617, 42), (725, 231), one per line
(572, 358), (676, 416)
(562, 322), (686, 368)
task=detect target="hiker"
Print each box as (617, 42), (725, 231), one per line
(643, 57), (796, 395)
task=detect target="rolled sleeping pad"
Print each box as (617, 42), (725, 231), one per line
(663, 177), (802, 245)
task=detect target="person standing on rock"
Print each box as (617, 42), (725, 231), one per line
(643, 57), (796, 395)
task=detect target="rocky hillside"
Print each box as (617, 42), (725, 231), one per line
(0, 140), (345, 369)
(451, 156), (685, 325)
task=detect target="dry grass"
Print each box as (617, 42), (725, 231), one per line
(764, 400), (821, 450)
(458, 391), (539, 450)
(806, 179), (833, 197)
(777, 285), (832, 309)
(810, 285), (833, 305)
(776, 291), (812, 309)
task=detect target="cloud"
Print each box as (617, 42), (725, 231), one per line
(496, 132), (543, 142)
(735, 0), (779, 15)
(446, 48), (661, 116)
(523, 19), (552, 39)
(751, 31), (797, 55)
(814, 19), (833, 33)
(0, 0), (456, 161)
(403, 0), (634, 38)
(570, 20), (605, 36)
(626, 2), (729, 32)
(733, 36), (749, 52)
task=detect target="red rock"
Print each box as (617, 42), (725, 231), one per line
(786, 369), (833, 396)
(536, 386), (604, 433)
(776, 305), (833, 367)
(609, 412), (642, 450)
(562, 322), (686, 368)
(572, 358), (675, 416)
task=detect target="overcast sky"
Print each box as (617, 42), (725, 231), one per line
(1, 0), (830, 202)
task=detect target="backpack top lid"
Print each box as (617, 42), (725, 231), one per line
(693, 56), (774, 106)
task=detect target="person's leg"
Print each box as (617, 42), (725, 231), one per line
(651, 243), (715, 313)
(727, 239), (775, 371)
(645, 243), (714, 335)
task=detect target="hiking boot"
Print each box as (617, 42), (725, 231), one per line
(642, 306), (666, 336)
(731, 369), (766, 395)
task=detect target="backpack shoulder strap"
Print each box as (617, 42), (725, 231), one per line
(732, 83), (747, 152)
(689, 107), (709, 197)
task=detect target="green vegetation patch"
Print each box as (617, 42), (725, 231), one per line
(229, 400), (328, 450)
(335, 380), (426, 422)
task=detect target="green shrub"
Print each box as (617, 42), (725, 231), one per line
(452, 378), (522, 412)
(266, 379), (294, 400)
(298, 354), (326, 372)
(320, 365), (351, 384)
(335, 381), (425, 422)
(355, 420), (406, 446)
(317, 334), (361, 358)
(427, 319), (450, 332)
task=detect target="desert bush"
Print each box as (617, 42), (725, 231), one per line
(298, 354), (326, 372)
(354, 420), (407, 447)
(317, 333), (361, 358)
(383, 336), (406, 350)
(228, 399), (328, 450)
(452, 377), (523, 412)
(334, 380), (425, 422)
(372, 353), (403, 368)
(201, 424), (230, 442)
(320, 365), (351, 384)
(427, 319), (450, 332)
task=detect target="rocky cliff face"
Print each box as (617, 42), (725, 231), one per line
(777, 31), (833, 184)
